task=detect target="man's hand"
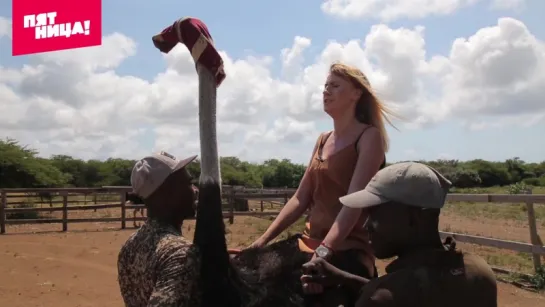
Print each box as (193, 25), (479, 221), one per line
(302, 253), (324, 294)
(301, 257), (347, 295)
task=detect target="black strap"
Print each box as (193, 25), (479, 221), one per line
(316, 132), (332, 162)
(353, 126), (372, 151)
(354, 127), (386, 169)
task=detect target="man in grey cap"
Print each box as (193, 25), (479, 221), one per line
(301, 161), (498, 307)
(117, 151), (201, 307)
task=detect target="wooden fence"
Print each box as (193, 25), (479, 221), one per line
(0, 187), (544, 273)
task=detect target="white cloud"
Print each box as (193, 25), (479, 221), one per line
(281, 36), (312, 80)
(490, 0), (525, 10)
(433, 17), (545, 122)
(320, 0), (523, 21)
(0, 17), (11, 39)
(0, 16), (543, 163)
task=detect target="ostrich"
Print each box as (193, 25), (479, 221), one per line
(34, 191), (54, 208)
(125, 192), (146, 228)
(153, 17), (322, 307)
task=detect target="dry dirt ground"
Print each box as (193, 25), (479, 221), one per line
(1, 203), (544, 306)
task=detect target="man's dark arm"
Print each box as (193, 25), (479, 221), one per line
(355, 269), (428, 307)
(355, 288), (395, 307)
(302, 258), (370, 293)
(338, 271), (370, 293)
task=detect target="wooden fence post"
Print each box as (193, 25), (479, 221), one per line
(62, 192), (68, 232)
(525, 189), (542, 273)
(120, 191), (127, 230)
(260, 188), (264, 212)
(0, 190), (6, 234)
(229, 189), (235, 224)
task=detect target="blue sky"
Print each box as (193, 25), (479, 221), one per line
(0, 0), (544, 164)
(3, 1), (544, 70)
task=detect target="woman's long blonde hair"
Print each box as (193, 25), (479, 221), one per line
(329, 63), (398, 153)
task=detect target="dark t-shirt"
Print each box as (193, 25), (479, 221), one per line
(356, 246), (497, 307)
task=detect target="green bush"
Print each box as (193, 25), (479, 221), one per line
(522, 177), (541, 186)
(446, 169), (482, 188)
(507, 182), (530, 195)
(530, 266), (545, 290)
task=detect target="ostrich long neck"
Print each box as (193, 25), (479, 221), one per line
(194, 64), (241, 306)
(196, 64), (221, 186)
(194, 62), (223, 247)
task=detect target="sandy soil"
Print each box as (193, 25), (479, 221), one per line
(0, 209), (544, 306)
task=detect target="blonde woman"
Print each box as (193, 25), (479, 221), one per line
(249, 63), (397, 299)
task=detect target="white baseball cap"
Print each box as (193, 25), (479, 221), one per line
(130, 151), (197, 199)
(340, 162), (451, 210)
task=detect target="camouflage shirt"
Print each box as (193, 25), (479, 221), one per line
(117, 219), (201, 307)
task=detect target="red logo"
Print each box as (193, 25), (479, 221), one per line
(12, 0), (102, 56)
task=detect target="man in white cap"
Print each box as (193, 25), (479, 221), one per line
(117, 151), (201, 307)
(301, 161), (497, 307)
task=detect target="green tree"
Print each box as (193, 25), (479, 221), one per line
(0, 138), (68, 188)
(262, 159), (305, 188)
(50, 155), (88, 186)
(2, 138), (545, 189)
(465, 159), (510, 187)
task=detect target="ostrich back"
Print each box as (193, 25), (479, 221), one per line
(230, 234), (313, 307)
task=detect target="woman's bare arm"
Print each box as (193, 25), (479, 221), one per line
(322, 127), (385, 250)
(255, 135), (321, 245)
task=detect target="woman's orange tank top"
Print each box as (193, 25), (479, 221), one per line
(302, 130), (377, 258)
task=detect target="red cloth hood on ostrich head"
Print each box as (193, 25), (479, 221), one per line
(152, 17), (226, 87)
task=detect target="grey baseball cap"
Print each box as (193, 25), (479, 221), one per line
(340, 162), (452, 209)
(131, 151), (197, 198)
